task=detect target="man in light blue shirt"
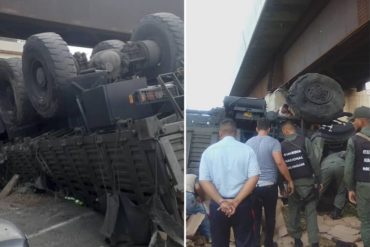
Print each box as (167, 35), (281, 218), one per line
(199, 118), (260, 247)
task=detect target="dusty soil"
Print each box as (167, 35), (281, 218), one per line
(187, 199), (364, 247)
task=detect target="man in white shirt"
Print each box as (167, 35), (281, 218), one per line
(199, 119), (260, 247)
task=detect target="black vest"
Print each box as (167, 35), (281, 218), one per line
(353, 134), (370, 183)
(281, 135), (313, 180)
(322, 140), (348, 158)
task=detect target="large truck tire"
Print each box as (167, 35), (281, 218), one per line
(131, 12), (184, 79)
(91, 40), (125, 57)
(287, 73), (344, 123)
(313, 121), (355, 142)
(0, 58), (37, 125)
(22, 32), (77, 118)
(73, 52), (89, 73)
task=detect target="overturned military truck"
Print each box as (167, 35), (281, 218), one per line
(0, 13), (184, 246)
(187, 73), (354, 211)
(224, 73), (353, 140)
(235, 74), (353, 207)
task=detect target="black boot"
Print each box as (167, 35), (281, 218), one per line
(294, 239), (303, 247)
(312, 243), (319, 247)
(330, 206), (343, 219)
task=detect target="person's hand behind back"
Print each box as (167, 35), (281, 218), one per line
(218, 200), (236, 217)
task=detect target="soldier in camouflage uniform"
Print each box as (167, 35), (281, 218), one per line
(344, 106), (370, 247)
(281, 121), (320, 247)
(311, 136), (348, 219)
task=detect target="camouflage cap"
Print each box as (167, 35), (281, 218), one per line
(353, 106), (370, 119)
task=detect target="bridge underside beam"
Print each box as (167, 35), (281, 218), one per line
(0, 0), (183, 47)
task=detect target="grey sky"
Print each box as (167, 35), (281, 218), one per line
(69, 46), (92, 58)
(186, 0), (265, 110)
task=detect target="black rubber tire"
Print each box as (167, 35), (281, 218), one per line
(22, 32), (77, 118)
(0, 58), (37, 125)
(287, 73), (344, 123)
(131, 12), (184, 78)
(317, 121), (355, 142)
(73, 52), (89, 73)
(91, 40), (125, 57)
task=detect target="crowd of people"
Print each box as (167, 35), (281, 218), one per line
(186, 106), (370, 247)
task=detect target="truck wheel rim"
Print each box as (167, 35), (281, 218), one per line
(304, 82), (333, 105)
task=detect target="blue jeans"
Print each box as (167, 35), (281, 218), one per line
(186, 192), (211, 239)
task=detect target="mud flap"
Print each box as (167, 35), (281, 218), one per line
(100, 193), (152, 246)
(149, 195), (184, 246)
(100, 194), (128, 246)
(148, 230), (181, 247)
(101, 193), (183, 246)
(120, 194), (152, 243)
(148, 231), (166, 247)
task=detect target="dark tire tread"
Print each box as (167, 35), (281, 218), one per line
(91, 40), (125, 57)
(137, 12), (184, 67)
(23, 32), (77, 118)
(27, 33), (76, 85)
(287, 73), (344, 123)
(131, 12), (184, 78)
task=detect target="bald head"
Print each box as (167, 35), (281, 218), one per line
(219, 118), (237, 139)
(281, 121), (296, 137)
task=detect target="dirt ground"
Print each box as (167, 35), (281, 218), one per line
(187, 199), (364, 247)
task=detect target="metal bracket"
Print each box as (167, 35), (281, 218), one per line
(157, 73), (183, 119)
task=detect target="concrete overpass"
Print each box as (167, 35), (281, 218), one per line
(231, 0), (369, 109)
(0, 0), (183, 47)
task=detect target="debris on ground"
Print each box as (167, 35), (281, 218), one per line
(327, 225), (360, 243)
(188, 199), (364, 247)
(0, 174), (19, 199)
(186, 236), (210, 247)
(276, 201), (363, 247)
(15, 182), (35, 194)
(186, 213), (205, 237)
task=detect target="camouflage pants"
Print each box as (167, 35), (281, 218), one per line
(287, 184), (319, 245)
(320, 164), (346, 209)
(357, 183), (370, 247)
